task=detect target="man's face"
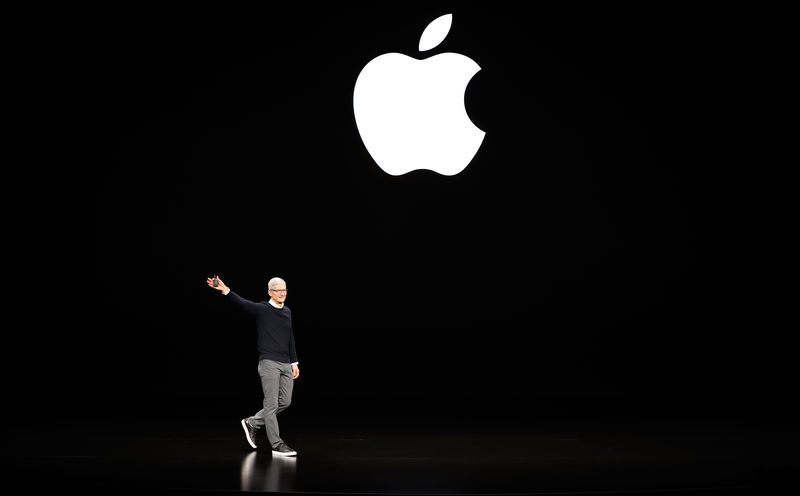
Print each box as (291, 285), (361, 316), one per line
(268, 283), (287, 304)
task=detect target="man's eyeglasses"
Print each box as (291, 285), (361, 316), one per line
(270, 289), (287, 293)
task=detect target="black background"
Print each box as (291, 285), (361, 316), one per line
(6, 4), (797, 426)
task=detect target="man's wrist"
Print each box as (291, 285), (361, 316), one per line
(222, 287), (230, 295)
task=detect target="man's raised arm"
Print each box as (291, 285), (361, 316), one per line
(206, 276), (260, 315)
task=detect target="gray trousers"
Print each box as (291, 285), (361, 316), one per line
(247, 359), (294, 448)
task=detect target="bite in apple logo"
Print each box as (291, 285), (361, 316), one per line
(353, 13), (485, 176)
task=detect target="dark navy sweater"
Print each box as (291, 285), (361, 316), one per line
(225, 291), (298, 364)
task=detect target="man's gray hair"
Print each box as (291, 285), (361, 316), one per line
(268, 277), (286, 290)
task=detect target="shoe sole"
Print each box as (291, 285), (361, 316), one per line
(241, 419), (257, 449)
(272, 450), (297, 457)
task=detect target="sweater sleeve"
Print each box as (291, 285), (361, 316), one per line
(289, 329), (298, 364)
(225, 290), (261, 316)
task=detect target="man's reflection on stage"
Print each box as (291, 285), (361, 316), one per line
(240, 451), (297, 492)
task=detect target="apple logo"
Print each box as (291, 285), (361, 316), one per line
(353, 13), (485, 176)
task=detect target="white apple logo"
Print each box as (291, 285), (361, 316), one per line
(353, 13), (485, 176)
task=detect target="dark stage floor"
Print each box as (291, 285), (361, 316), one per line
(5, 402), (798, 495)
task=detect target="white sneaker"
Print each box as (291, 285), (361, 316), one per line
(272, 442), (297, 456)
(241, 418), (257, 449)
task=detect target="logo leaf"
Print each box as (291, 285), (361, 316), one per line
(418, 13), (452, 52)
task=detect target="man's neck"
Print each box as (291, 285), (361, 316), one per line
(268, 299), (283, 308)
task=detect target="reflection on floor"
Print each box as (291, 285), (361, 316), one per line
(4, 411), (798, 495)
(240, 451), (297, 492)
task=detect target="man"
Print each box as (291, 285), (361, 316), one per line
(207, 275), (300, 456)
